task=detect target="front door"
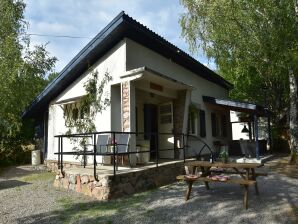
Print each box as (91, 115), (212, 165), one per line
(158, 102), (174, 159)
(143, 104), (158, 159)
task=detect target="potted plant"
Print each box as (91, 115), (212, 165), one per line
(219, 149), (229, 163)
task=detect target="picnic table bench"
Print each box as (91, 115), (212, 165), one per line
(177, 161), (267, 209)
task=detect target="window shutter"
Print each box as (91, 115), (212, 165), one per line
(199, 110), (206, 137)
(221, 114), (227, 137)
(211, 112), (217, 137)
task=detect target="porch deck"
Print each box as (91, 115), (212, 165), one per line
(62, 158), (195, 177)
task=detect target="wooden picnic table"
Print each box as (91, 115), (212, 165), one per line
(179, 161), (266, 209)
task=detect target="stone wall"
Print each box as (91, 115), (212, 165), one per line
(121, 81), (130, 132)
(53, 161), (186, 200)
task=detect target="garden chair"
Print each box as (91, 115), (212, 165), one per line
(115, 134), (130, 169)
(96, 134), (110, 165)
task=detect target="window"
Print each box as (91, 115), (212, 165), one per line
(188, 108), (206, 137)
(63, 102), (89, 126)
(211, 112), (217, 137)
(221, 114), (227, 137)
(211, 112), (228, 138)
(199, 110), (206, 137)
(188, 109), (198, 135)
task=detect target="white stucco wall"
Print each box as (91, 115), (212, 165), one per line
(47, 40), (126, 162)
(46, 37), (232, 163)
(126, 39), (231, 154)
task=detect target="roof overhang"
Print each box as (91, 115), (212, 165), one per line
(22, 11), (232, 119)
(120, 67), (195, 90)
(203, 96), (268, 117)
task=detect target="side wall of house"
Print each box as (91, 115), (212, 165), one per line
(47, 40), (126, 162)
(126, 39), (232, 154)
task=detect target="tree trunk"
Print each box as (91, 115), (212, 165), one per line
(289, 70), (298, 164)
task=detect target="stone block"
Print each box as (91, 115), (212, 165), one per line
(69, 183), (76, 191)
(68, 174), (77, 184)
(81, 175), (89, 184)
(82, 185), (92, 197)
(94, 180), (101, 187)
(121, 183), (135, 195)
(76, 175), (82, 193)
(89, 175), (95, 182)
(99, 177), (110, 187)
(88, 182), (95, 191)
(92, 187), (109, 200)
(53, 179), (60, 188)
(62, 178), (69, 189)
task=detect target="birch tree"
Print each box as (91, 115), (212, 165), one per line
(180, 0), (298, 163)
(0, 0), (56, 165)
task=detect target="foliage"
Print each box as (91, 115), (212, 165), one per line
(65, 70), (112, 135)
(180, 0), (298, 154)
(0, 0), (57, 165)
(63, 70), (112, 158)
(219, 148), (229, 163)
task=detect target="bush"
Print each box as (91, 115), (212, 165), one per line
(0, 137), (33, 167)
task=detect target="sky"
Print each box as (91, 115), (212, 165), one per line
(24, 0), (214, 73)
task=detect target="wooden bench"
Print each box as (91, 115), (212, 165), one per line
(176, 175), (256, 209)
(209, 168), (268, 177)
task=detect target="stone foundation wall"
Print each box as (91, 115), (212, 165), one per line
(53, 161), (186, 200)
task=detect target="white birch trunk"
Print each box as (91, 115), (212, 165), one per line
(289, 70), (298, 164)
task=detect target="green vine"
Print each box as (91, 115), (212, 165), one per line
(62, 70), (112, 160)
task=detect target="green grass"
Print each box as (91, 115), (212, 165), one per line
(17, 172), (55, 182)
(56, 190), (153, 223)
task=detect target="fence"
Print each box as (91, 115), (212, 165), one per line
(54, 131), (213, 180)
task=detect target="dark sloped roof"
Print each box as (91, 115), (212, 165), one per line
(22, 11), (233, 118)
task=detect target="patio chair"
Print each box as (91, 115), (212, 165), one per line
(115, 134), (131, 169)
(96, 134), (110, 165)
(239, 140), (256, 158)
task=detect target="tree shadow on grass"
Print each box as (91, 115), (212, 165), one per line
(0, 179), (30, 190)
(0, 165), (43, 179)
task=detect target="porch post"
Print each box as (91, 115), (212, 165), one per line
(254, 114), (260, 159)
(121, 81), (136, 166)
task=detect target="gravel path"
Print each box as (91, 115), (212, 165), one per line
(0, 166), (89, 224)
(0, 162), (297, 224)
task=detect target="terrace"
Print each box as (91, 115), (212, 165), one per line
(50, 131), (210, 200)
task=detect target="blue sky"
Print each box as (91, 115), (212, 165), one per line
(24, 0), (214, 72)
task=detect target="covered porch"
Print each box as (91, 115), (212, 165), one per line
(203, 96), (272, 161)
(111, 67), (194, 163)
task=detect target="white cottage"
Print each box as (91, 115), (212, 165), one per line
(24, 12), (268, 168)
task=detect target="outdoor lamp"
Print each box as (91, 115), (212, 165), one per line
(241, 125), (249, 133)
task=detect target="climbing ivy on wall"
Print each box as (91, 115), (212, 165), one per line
(64, 70), (112, 135)
(62, 70), (112, 157)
